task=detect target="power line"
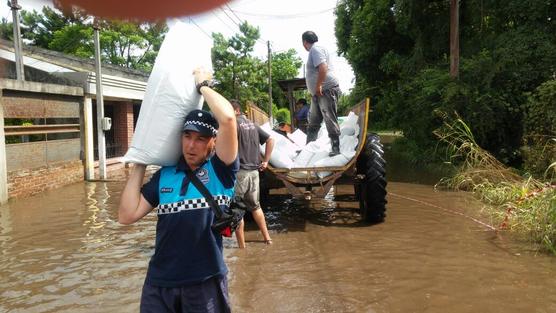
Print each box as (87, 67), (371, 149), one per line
(220, 7), (241, 28)
(225, 3), (244, 25)
(211, 11), (236, 33)
(188, 18), (212, 40)
(229, 7), (335, 19)
(219, 7), (267, 46)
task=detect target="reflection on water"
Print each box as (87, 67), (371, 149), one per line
(230, 184), (556, 313)
(0, 180), (155, 313)
(1, 175), (556, 312)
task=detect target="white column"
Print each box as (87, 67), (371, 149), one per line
(0, 90), (9, 204)
(83, 96), (95, 180)
(93, 22), (107, 179)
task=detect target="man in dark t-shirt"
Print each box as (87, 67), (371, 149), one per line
(231, 100), (274, 248)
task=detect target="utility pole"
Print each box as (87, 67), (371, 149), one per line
(93, 19), (107, 179)
(267, 40), (273, 127)
(8, 0), (24, 80)
(450, 0), (460, 79)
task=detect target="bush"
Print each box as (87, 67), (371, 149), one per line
(274, 107), (291, 124)
(521, 79), (556, 179)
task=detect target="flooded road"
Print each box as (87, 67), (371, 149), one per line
(1, 174), (556, 312)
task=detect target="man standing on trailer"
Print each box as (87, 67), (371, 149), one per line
(302, 30), (341, 156)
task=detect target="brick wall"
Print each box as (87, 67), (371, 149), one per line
(7, 160), (84, 199)
(113, 101), (134, 155)
(1, 82), (85, 200)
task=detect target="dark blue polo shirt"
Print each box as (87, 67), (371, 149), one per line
(141, 155), (239, 287)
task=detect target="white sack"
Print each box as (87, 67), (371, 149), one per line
(340, 135), (358, 159)
(340, 112), (360, 137)
(261, 143), (293, 169)
(314, 154), (350, 178)
(293, 149), (315, 168)
(259, 113), (360, 171)
(316, 153), (350, 167)
(288, 129), (307, 147)
(292, 141), (322, 168)
(123, 20), (212, 166)
(307, 150), (331, 167)
(260, 122), (300, 165)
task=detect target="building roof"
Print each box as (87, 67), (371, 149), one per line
(277, 78), (306, 93)
(0, 38), (149, 100)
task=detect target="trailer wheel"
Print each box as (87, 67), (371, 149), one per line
(356, 134), (387, 223)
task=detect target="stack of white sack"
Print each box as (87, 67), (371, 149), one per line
(122, 19), (213, 166)
(260, 112), (360, 178)
(259, 124), (302, 169)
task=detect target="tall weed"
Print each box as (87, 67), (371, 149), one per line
(435, 112), (556, 254)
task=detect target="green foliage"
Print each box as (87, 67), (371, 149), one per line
(271, 49), (303, 108)
(0, 18), (13, 40)
(435, 115), (556, 254)
(211, 22), (301, 111)
(274, 108), (291, 124)
(521, 80), (556, 178)
(335, 0), (556, 168)
(337, 93), (353, 116)
(14, 6), (167, 72)
(212, 22), (266, 104)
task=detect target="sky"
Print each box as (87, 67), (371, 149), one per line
(1, 0), (355, 91)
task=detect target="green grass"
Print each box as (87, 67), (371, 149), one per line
(434, 113), (556, 254)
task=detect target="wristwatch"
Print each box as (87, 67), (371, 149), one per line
(196, 80), (213, 94)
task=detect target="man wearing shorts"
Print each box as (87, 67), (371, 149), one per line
(231, 100), (274, 248)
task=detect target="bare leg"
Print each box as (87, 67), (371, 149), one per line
(251, 208), (272, 244)
(235, 219), (246, 249)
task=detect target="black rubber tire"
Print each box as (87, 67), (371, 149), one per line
(355, 133), (388, 223)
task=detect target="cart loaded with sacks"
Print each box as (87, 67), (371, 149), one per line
(247, 97), (388, 224)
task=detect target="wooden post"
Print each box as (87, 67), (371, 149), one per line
(450, 0), (460, 79)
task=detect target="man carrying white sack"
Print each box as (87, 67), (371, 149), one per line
(302, 30), (342, 156)
(118, 68), (238, 313)
(231, 100), (274, 248)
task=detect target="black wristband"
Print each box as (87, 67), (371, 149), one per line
(196, 80), (212, 94)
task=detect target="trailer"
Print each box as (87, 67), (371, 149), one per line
(247, 95), (388, 224)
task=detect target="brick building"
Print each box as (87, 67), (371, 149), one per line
(0, 39), (149, 203)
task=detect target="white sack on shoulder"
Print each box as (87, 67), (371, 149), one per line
(123, 20), (212, 166)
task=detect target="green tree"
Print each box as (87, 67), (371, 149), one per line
(211, 22), (301, 112)
(15, 6), (167, 72)
(212, 22), (267, 105)
(335, 0), (556, 166)
(0, 18), (13, 40)
(270, 48), (303, 108)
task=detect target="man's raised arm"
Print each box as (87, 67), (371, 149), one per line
(194, 68), (237, 165)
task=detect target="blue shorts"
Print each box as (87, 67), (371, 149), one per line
(140, 275), (231, 313)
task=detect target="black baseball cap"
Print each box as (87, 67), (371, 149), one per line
(182, 109), (219, 137)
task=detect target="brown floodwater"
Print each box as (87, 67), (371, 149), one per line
(1, 173), (556, 312)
